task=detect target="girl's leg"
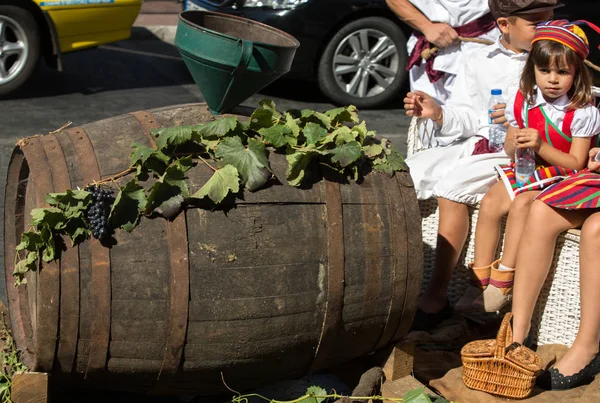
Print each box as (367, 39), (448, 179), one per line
(512, 201), (590, 343)
(552, 211), (600, 376)
(473, 182), (512, 267)
(499, 190), (541, 268)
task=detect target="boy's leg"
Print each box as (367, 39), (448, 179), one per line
(511, 201), (589, 343)
(418, 198), (470, 313)
(553, 212), (600, 375)
(473, 182), (512, 267)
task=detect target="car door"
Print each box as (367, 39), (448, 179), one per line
(34, 0), (143, 53)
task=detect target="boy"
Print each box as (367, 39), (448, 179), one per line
(403, 0), (562, 331)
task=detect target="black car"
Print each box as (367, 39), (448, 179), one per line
(185, 0), (599, 109)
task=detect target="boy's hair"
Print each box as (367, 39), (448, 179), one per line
(520, 39), (593, 109)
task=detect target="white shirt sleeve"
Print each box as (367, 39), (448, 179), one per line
(571, 105), (600, 138)
(505, 89), (520, 128)
(438, 58), (483, 144)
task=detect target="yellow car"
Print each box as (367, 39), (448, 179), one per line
(0, 0), (142, 96)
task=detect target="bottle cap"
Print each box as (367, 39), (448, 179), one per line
(491, 89), (502, 95)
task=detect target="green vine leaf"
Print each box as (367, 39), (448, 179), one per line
(249, 108), (277, 130)
(304, 386), (327, 403)
(153, 126), (195, 150)
(258, 99), (282, 121)
(215, 137), (270, 192)
(286, 151), (314, 187)
(403, 387), (433, 403)
(285, 112), (301, 137)
(300, 109), (332, 129)
(192, 117), (240, 139)
(303, 122), (328, 145)
(259, 124), (297, 148)
(109, 180), (147, 232)
(191, 165), (240, 204)
(363, 143), (384, 158)
(31, 208), (67, 231)
(331, 141), (362, 167)
(325, 105), (359, 124)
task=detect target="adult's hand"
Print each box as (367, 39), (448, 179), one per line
(423, 22), (458, 48)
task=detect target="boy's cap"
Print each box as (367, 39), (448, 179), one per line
(489, 0), (564, 19)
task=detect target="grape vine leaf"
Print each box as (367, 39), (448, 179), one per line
(163, 156), (193, 197)
(192, 117), (240, 139)
(301, 110), (332, 129)
(325, 105), (359, 124)
(403, 388), (433, 403)
(40, 225), (56, 263)
(109, 180), (148, 232)
(14, 251), (38, 277)
(286, 112), (301, 137)
(259, 125), (297, 148)
(286, 151), (314, 187)
(45, 189), (91, 219)
(131, 142), (170, 165)
(333, 126), (357, 145)
(304, 386), (327, 403)
(363, 143), (383, 158)
(215, 137), (270, 191)
(66, 224), (90, 246)
(16, 231), (44, 252)
(191, 165), (240, 204)
(31, 208), (67, 231)
(258, 99), (282, 121)
(153, 126), (195, 150)
(331, 141), (362, 167)
(249, 108), (276, 130)
(146, 182), (185, 220)
(303, 122), (328, 145)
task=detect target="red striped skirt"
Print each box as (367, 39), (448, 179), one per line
(536, 169), (600, 209)
(496, 163), (576, 199)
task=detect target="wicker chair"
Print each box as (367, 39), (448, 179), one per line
(405, 86), (600, 347)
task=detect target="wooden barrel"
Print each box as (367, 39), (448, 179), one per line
(3, 103), (423, 395)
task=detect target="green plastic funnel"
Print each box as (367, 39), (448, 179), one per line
(175, 11), (300, 115)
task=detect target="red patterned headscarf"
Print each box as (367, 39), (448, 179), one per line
(532, 20), (600, 59)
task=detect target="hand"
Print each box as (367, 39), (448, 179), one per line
(588, 147), (600, 172)
(490, 103), (509, 127)
(423, 23), (459, 48)
(514, 128), (542, 151)
(404, 90), (442, 121)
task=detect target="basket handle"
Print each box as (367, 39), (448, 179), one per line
(232, 39), (253, 77)
(494, 312), (513, 359)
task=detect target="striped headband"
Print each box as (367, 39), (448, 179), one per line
(532, 20), (600, 59)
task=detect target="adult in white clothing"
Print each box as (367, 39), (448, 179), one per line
(386, 0), (500, 104)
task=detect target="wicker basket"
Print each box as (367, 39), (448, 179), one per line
(461, 313), (542, 399)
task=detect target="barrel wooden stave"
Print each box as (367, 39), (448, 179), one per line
(3, 103), (423, 395)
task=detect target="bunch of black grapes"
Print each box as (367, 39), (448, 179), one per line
(84, 184), (114, 240)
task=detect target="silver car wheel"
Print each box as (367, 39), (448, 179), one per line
(332, 28), (400, 98)
(0, 15), (29, 85)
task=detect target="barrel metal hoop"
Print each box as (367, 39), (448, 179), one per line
(130, 111), (159, 149)
(132, 111), (191, 388)
(39, 134), (81, 373)
(20, 137), (61, 372)
(64, 127), (111, 377)
(310, 180), (345, 372)
(374, 172), (410, 349)
(4, 148), (34, 365)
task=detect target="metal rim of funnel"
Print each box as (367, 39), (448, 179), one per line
(178, 10), (300, 50)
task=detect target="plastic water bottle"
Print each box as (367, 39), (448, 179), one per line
(515, 148), (536, 187)
(488, 89), (507, 152)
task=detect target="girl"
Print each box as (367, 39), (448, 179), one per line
(511, 150), (600, 390)
(455, 20), (600, 313)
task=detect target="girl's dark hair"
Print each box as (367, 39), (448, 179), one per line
(520, 40), (593, 109)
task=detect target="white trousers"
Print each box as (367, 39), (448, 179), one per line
(406, 137), (511, 206)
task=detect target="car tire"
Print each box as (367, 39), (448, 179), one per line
(317, 17), (408, 109)
(0, 6), (41, 97)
